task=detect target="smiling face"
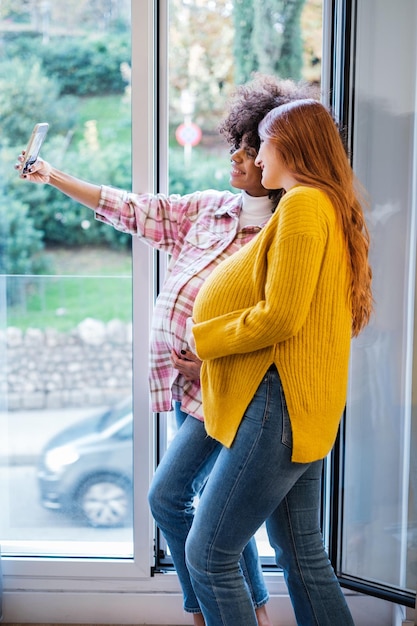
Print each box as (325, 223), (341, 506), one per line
(255, 138), (298, 192)
(229, 136), (269, 198)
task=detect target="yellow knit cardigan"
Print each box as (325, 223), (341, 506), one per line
(192, 185), (352, 463)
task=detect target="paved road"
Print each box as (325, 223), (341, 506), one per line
(0, 464), (134, 548)
(0, 406), (108, 464)
(0, 407), (273, 558)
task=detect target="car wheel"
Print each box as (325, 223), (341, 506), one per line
(75, 473), (132, 528)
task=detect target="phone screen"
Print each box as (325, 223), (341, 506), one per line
(22, 123), (49, 173)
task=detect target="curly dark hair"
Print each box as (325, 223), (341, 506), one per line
(218, 75), (318, 204)
(219, 74), (318, 154)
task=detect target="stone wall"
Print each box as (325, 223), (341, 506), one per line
(2, 318), (133, 411)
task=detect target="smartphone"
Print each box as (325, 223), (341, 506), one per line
(21, 122), (49, 174)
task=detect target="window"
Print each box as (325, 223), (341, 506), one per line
(156, 0), (323, 567)
(332, 0), (417, 608)
(0, 0), (135, 559)
(0, 1), (408, 624)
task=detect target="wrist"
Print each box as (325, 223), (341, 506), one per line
(46, 165), (60, 185)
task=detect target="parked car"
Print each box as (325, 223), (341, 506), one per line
(37, 397), (133, 528)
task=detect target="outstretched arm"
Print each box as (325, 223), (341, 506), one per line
(15, 154), (101, 210)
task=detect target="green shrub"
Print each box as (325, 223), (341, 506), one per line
(0, 32), (43, 61)
(40, 35), (130, 97)
(0, 59), (77, 146)
(168, 146), (232, 195)
(0, 188), (49, 276)
(0, 31), (130, 99)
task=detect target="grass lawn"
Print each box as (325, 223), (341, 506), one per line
(8, 246), (133, 332)
(71, 94), (131, 146)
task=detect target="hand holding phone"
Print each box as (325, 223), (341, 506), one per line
(21, 123), (49, 174)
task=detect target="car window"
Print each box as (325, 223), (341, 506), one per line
(115, 417), (133, 440)
(99, 399), (132, 431)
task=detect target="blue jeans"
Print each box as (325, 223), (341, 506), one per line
(185, 366), (354, 626)
(148, 405), (268, 614)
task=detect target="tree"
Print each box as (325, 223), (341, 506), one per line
(168, 0), (235, 130)
(0, 59), (76, 146)
(0, 187), (47, 277)
(232, 0), (257, 85)
(233, 0), (307, 84)
(270, 0), (306, 78)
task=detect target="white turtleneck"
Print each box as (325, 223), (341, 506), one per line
(238, 191), (276, 229)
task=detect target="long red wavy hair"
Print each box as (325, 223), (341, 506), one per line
(258, 99), (373, 336)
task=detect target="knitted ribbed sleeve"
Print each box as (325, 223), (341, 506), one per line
(192, 186), (352, 463)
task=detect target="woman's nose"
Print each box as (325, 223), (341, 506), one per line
(231, 147), (243, 161)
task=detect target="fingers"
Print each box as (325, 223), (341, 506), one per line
(178, 360), (201, 380)
(14, 153), (25, 171)
(15, 154), (32, 176)
(180, 349), (201, 363)
(15, 155), (51, 182)
(170, 349), (202, 381)
(15, 152), (34, 172)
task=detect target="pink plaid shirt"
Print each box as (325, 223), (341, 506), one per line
(96, 185), (268, 420)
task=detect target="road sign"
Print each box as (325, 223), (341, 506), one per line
(175, 122), (202, 147)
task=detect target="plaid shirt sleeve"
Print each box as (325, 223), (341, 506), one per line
(95, 185), (193, 253)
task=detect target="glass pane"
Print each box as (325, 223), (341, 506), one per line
(0, 0), (132, 558)
(158, 0), (323, 563)
(168, 0), (322, 196)
(343, 0), (417, 594)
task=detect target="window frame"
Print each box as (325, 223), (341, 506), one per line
(2, 0), (156, 591)
(327, 0), (417, 610)
(0, 2), (401, 624)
